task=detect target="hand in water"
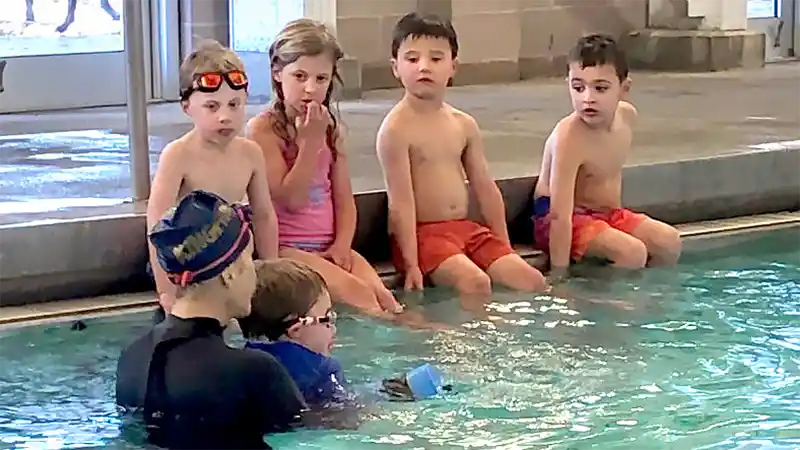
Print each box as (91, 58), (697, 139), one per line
(547, 265), (569, 286)
(376, 287), (405, 314)
(404, 266), (424, 292)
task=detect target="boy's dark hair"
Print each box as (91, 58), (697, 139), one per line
(238, 259), (328, 341)
(391, 12), (458, 59)
(567, 34), (629, 81)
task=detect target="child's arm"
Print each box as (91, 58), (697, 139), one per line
(146, 143), (184, 305)
(246, 115), (321, 212)
(460, 114), (509, 243)
(329, 129), (357, 251)
(376, 122), (419, 274)
(245, 140), (279, 260)
(548, 126), (583, 275)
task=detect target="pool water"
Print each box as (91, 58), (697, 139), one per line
(1, 227), (799, 449)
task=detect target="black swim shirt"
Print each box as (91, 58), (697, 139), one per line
(115, 315), (308, 449)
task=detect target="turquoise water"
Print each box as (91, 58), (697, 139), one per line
(1, 227), (798, 449)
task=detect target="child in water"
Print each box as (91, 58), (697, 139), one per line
(245, 18), (403, 317)
(238, 259), (451, 411)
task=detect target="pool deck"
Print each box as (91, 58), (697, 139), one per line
(0, 63), (799, 308)
(1, 63), (799, 224)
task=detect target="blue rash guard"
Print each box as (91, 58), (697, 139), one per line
(245, 341), (350, 407)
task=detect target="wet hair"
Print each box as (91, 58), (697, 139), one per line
(238, 259), (329, 341)
(391, 12), (459, 59)
(267, 18), (344, 153)
(568, 34), (629, 82)
(178, 39), (244, 98)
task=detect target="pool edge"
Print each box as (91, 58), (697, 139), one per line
(2, 211), (798, 329)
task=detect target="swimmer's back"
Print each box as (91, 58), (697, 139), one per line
(378, 101), (470, 223)
(116, 321), (307, 449)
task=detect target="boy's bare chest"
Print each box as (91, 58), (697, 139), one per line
(407, 124), (467, 165)
(582, 129), (631, 177)
(181, 153), (252, 203)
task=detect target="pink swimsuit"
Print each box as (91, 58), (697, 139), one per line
(275, 138), (336, 252)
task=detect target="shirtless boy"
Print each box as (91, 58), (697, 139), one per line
(147, 40), (279, 310)
(533, 34), (682, 281)
(376, 13), (547, 301)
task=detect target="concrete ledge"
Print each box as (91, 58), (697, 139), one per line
(3, 213), (798, 328)
(625, 29), (766, 71)
(1, 146), (799, 307)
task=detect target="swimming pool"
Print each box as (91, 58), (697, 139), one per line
(1, 226), (798, 449)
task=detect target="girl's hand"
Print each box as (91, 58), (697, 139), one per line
(295, 101), (331, 148)
(320, 243), (352, 272)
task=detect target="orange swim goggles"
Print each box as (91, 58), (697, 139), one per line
(180, 70), (249, 100)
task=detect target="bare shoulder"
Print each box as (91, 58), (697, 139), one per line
(333, 121), (348, 153)
(617, 101), (638, 125)
(377, 103), (410, 149)
(378, 102), (407, 132)
(234, 136), (265, 161)
(450, 106), (480, 137)
(245, 111), (274, 139)
(550, 114), (589, 159)
(160, 136), (190, 163)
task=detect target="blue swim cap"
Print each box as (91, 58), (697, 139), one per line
(148, 190), (252, 287)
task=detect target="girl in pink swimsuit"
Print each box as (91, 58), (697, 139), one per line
(246, 19), (402, 316)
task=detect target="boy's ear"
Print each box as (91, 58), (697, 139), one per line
(390, 58), (399, 79)
(285, 322), (303, 338)
(180, 100), (190, 114)
(621, 76), (632, 100)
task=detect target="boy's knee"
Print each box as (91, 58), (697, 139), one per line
(613, 238), (648, 269)
(652, 227), (682, 264)
(455, 271), (492, 298)
(527, 268), (548, 292)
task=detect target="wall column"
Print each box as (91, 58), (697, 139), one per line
(627, 0), (765, 71)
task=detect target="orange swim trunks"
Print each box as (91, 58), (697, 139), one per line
(391, 219), (515, 276)
(532, 196), (646, 261)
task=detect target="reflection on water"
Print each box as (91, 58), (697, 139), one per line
(0, 130), (164, 217)
(0, 231), (798, 449)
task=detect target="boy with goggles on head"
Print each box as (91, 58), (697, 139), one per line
(147, 39), (280, 314)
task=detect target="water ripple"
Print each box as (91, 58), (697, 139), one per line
(1, 230), (799, 449)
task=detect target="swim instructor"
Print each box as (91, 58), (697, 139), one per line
(115, 190), (307, 449)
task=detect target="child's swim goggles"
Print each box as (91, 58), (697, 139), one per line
(286, 311), (337, 328)
(180, 70), (249, 101)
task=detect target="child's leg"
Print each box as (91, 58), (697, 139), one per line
(484, 254), (547, 292)
(348, 250), (403, 313)
(583, 225), (649, 269)
(626, 216), (682, 266)
(279, 247), (384, 314)
(429, 254), (493, 313)
(464, 223), (547, 292)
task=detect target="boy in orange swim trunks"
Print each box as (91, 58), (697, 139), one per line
(533, 34), (682, 281)
(376, 13), (547, 301)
